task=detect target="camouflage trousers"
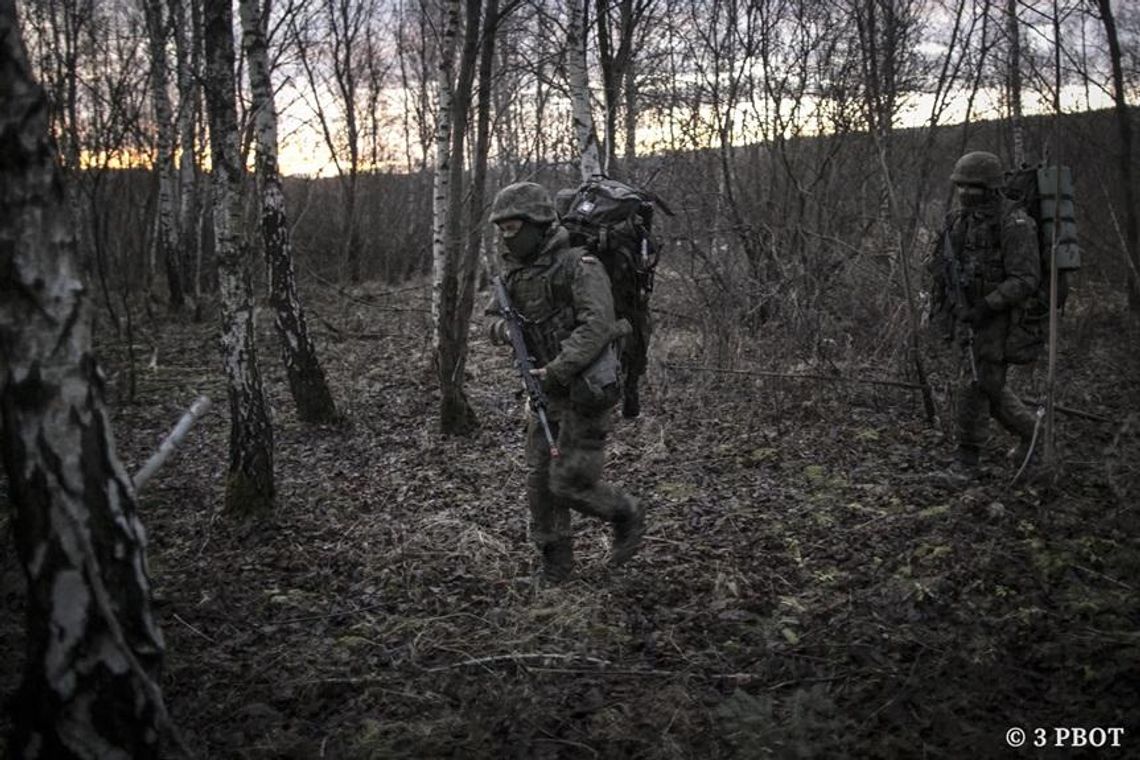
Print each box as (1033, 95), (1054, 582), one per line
(957, 359), (1038, 453)
(525, 407), (635, 549)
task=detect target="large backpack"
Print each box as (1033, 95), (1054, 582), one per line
(1000, 164), (1082, 363)
(555, 177), (673, 383)
(1002, 164), (1082, 312)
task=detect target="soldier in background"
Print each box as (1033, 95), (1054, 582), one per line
(930, 151), (1042, 476)
(486, 182), (645, 583)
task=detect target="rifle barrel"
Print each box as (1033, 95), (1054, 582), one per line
(493, 276), (561, 459)
(944, 230), (979, 383)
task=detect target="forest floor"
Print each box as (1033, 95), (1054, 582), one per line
(2, 274), (1139, 759)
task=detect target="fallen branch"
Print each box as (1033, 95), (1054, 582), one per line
(426, 652), (613, 672)
(133, 396), (211, 492)
(664, 362), (924, 391)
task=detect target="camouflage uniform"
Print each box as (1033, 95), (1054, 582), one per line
(488, 183), (643, 581)
(933, 153), (1042, 467)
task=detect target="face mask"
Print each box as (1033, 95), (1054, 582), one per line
(957, 185), (992, 208)
(503, 221), (548, 260)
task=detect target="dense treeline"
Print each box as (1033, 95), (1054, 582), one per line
(17, 0), (1140, 320)
(72, 104), (1139, 357)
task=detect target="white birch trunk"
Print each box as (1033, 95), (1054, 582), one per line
(431, 0), (460, 353)
(1007, 0), (1025, 166)
(171, 0), (200, 307)
(204, 0), (275, 514)
(239, 0), (337, 423)
(1, 4), (172, 753)
(143, 0), (183, 311)
(567, 0), (602, 180)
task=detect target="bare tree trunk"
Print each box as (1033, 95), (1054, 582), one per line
(443, 0), (500, 435)
(568, 0), (602, 180)
(0, 3), (172, 754)
(334, 0), (366, 283)
(432, 0), (460, 355)
(204, 0), (275, 515)
(1094, 0), (1138, 311)
(240, 0), (338, 424)
(596, 0), (640, 177)
(1006, 0), (1024, 166)
(143, 0), (184, 312)
(171, 0), (202, 314)
(623, 55), (637, 167)
(437, 0), (484, 435)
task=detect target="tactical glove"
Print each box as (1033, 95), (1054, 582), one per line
(961, 300), (995, 327)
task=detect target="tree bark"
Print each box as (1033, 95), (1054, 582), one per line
(431, 0), (460, 356)
(204, 0), (275, 514)
(240, 0), (338, 424)
(171, 0), (202, 313)
(439, 0), (500, 436)
(143, 0), (185, 312)
(568, 0), (602, 180)
(332, 0), (364, 284)
(1006, 0), (1025, 166)
(436, 0), (484, 435)
(1094, 0), (1138, 311)
(623, 52), (637, 167)
(0, 2), (171, 754)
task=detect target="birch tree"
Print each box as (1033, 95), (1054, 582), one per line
(567, 0), (602, 180)
(1006, 0), (1025, 165)
(431, 0), (460, 355)
(0, 1), (172, 754)
(204, 0), (275, 514)
(171, 0), (203, 313)
(143, 0), (185, 311)
(436, 0), (503, 434)
(240, 0), (339, 424)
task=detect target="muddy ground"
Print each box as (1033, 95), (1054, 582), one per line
(2, 274), (1138, 759)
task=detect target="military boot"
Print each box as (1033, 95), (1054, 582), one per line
(622, 382), (640, 419)
(541, 540), (574, 584)
(957, 444), (979, 468)
(939, 445), (980, 484)
(611, 498), (646, 566)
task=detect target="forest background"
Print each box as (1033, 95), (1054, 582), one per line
(2, 0), (1139, 756)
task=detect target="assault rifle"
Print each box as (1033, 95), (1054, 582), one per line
(943, 230), (979, 383)
(492, 275), (561, 459)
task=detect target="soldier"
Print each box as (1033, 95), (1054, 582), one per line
(931, 151), (1042, 476)
(486, 181), (645, 583)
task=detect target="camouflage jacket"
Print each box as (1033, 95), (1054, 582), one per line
(931, 199), (1040, 362)
(487, 225), (621, 408)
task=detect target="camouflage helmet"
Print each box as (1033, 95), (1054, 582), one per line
(950, 151), (1004, 189)
(490, 182), (557, 225)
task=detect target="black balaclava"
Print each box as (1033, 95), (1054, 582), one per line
(503, 220), (550, 260)
(958, 185), (997, 210)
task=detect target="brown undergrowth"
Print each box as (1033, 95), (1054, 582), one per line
(1, 273), (1138, 759)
